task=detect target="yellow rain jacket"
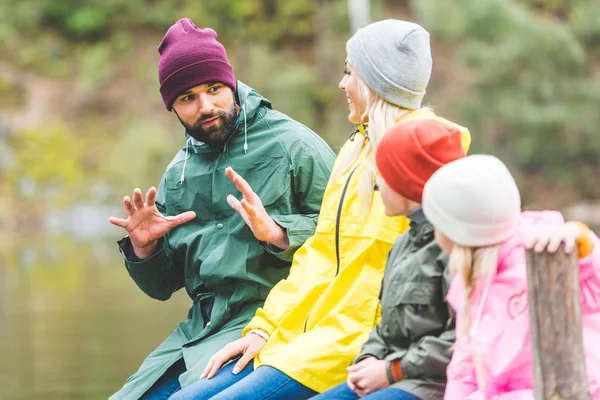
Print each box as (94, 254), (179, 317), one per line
(243, 110), (471, 393)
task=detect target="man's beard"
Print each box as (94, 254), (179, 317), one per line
(178, 104), (238, 148)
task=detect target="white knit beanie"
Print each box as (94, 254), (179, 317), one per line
(346, 19), (432, 110)
(422, 155), (521, 247)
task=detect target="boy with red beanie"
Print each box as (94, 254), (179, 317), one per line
(108, 18), (335, 400)
(313, 119), (465, 400)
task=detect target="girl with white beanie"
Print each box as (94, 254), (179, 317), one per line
(422, 155), (600, 399)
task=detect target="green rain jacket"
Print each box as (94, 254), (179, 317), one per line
(356, 209), (456, 399)
(110, 82), (335, 400)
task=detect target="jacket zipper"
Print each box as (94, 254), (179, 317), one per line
(335, 166), (359, 276)
(303, 165), (359, 333)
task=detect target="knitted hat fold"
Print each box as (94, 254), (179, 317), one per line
(422, 155), (522, 247)
(376, 119), (465, 204)
(346, 19), (432, 110)
(158, 18), (236, 110)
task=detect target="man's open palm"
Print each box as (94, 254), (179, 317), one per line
(109, 187), (196, 257)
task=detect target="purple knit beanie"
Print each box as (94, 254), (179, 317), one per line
(158, 18), (236, 110)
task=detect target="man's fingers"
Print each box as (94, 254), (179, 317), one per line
(146, 187), (157, 207)
(108, 217), (128, 228)
(240, 199), (257, 218)
(227, 194), (242, 212)
(225, 167), (236, 182)
(123, 196), (135, 216)
(232, 174), (258, 202)
(169, 211), (196, 228)
(227, 196), (250, 224)
(133, 188), (144, 209)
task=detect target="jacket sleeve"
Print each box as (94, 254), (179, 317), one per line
(243, 254), (306, 336)
(444, 330), (478, 399)
(355, 239), (406, 362)
(263, 136), (335, 262)
(355, 324), (388, 362)
(117, 177), (184, 301)
(386, 257), (456, 380)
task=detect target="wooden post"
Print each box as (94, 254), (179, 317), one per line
(526, 244), (590, 399)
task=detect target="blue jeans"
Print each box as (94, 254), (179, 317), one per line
(169, 360), (254, 400)
(310, 382), (420, 400)
(141, 358), (187, 400)
(169, 360), (317, 400)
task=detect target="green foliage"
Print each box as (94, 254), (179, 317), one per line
(415, 0), (600, 197)
(76, 43), (115, 90)
(7, 123), (86, 207)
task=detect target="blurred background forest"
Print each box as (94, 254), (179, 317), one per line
(0, 0), (599, 399)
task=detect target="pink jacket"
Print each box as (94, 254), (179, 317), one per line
(444, 211), (600, 400)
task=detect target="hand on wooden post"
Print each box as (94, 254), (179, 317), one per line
(525, 222), (581, 255)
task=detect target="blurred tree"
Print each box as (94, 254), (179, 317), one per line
(347, 0), (371, 32)
(414, 0), (600, 198)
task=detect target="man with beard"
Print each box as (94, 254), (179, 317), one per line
(108, 18), (335, 400)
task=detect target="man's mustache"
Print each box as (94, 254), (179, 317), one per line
(197, 112), (222, 124)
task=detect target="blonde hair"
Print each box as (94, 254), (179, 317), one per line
(447, 244), (500, 389)
(334, 72), (428, 212)
(447, 244), (500, 337)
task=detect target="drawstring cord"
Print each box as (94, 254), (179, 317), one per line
(349, 123), (368, 141)
(180, 137), (192, 183)
(242, 104), (248, 154)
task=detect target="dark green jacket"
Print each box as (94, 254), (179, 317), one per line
(110, 82), (335, 400)
(357, 210), (455, 399)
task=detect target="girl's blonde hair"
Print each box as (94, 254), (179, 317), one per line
(447, 244), (500, 336)
(448, 243), (500, 389)
(333, 70), (429, 213)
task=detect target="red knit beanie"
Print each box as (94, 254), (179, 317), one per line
(376, 119), (466, 204)
(158, 18), (236, 110)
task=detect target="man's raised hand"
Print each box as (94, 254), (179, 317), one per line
(225, 167), (289, 250)
(109, 187), (196, 259)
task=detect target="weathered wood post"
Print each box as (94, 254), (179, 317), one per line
(526, 244), (590, 399)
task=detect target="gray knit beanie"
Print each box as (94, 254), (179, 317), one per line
(346, 19), (432, 110)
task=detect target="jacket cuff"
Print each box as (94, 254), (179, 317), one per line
(384, 350), (409, 378)
(118, 236), (168, 276)
(385, 359), (403, 384)
(118, 236), (164, 263)
(267, 214), (316, 262)
(246, 329), (270, 341)
(353, 350), (385, 364)
(243, 314), (277, 337)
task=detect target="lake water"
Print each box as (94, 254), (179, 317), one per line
(0, 234), (191, 399)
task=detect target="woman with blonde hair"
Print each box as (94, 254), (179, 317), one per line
(170, 19), (470, 400)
